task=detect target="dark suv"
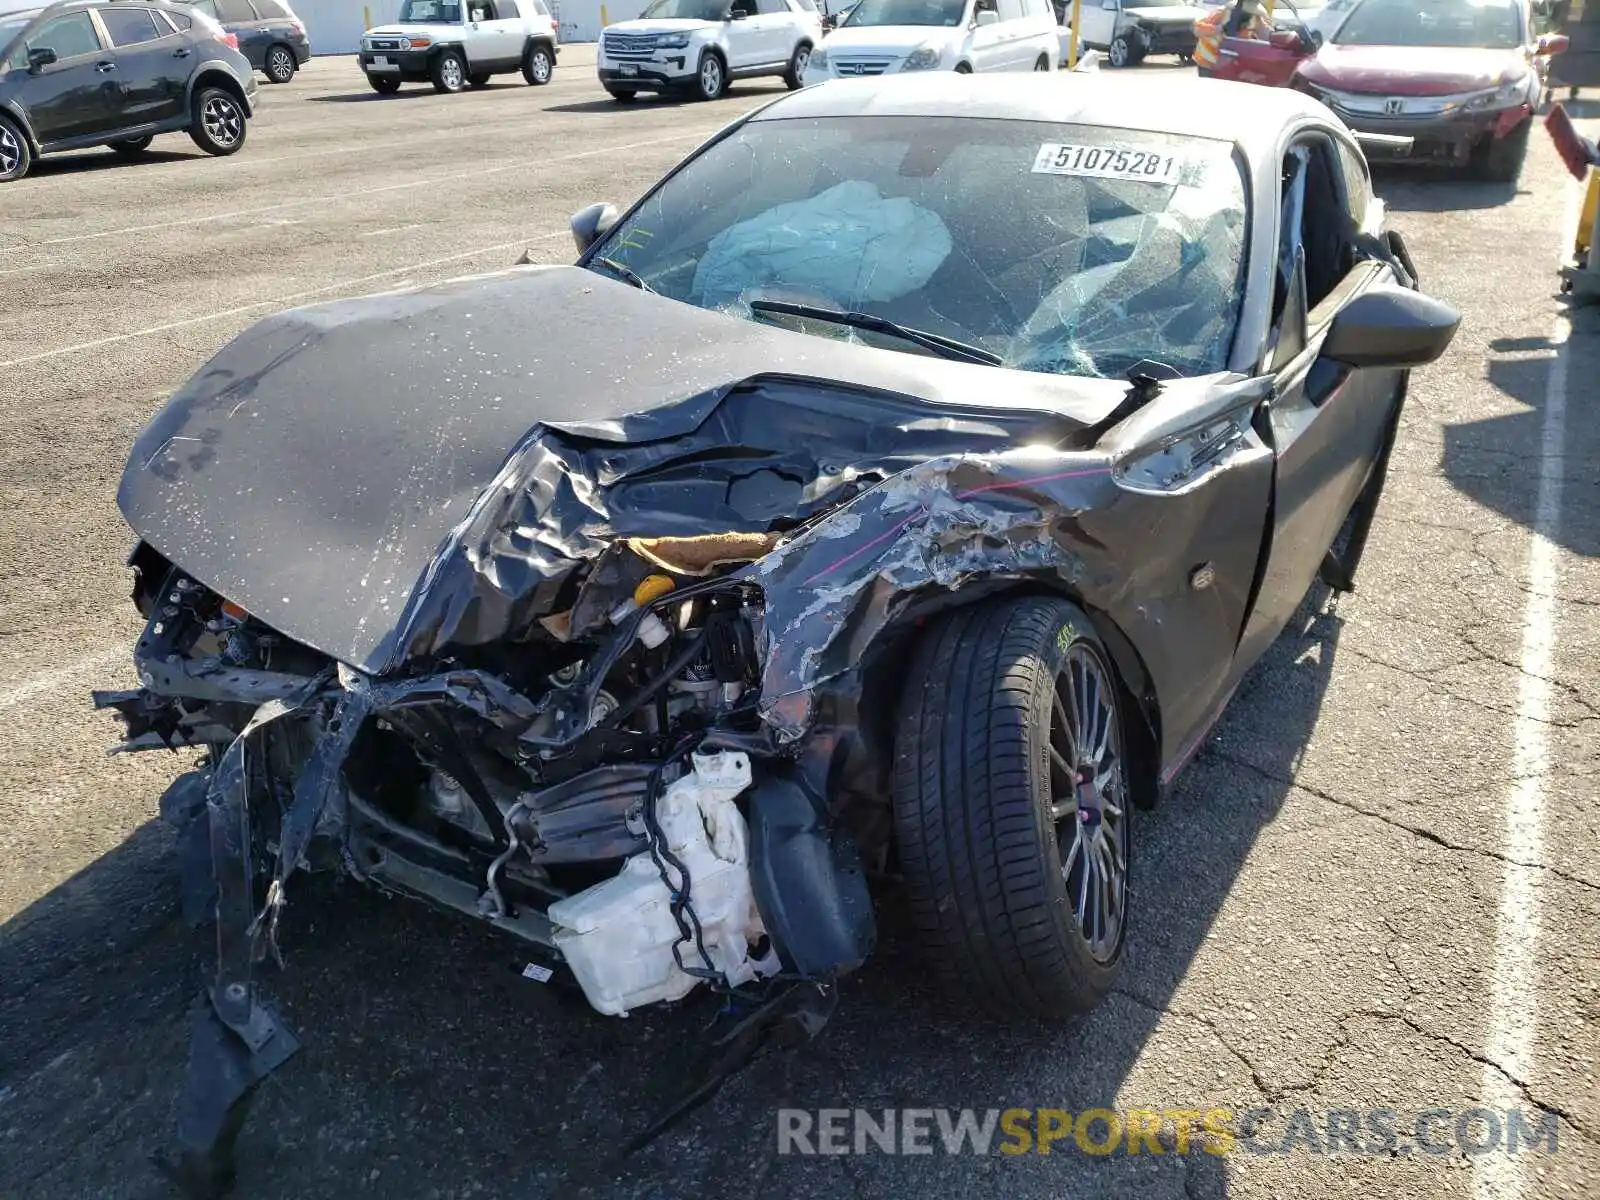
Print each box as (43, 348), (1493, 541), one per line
(188, 0), (310, 83)
(0, 0), (257, 181)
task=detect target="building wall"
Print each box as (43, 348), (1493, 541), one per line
(292, 0), (628, 53)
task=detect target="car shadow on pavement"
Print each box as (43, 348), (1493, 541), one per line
(0, 596), (1343, 1199)
(305, 89), (468, 103)
(25, 149), (201, 177)
(1441, 319), (1600, 558)
(1371, 168), (1519, 212)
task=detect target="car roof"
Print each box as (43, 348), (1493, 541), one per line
(751, 74), (1335, 168)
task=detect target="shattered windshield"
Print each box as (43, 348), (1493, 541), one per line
(398, 0), (461, 20)
(843, 0), (967, 26)
(1333, 0), (1522, 48)
(590, 116), (1248, 380)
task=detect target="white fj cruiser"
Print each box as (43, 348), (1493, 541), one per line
(359, 0), (559, 94)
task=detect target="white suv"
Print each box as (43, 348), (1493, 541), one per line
(804, 0), (1057, 79)
(359, 0), (559, 94)
(598, 0), (823, 103)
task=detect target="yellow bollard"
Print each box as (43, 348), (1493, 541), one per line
(363, 5), (371, 27)
(1578, 166), (1600, 256)
(601, 3), (608, 26)
(1067, 0), (1081, 68)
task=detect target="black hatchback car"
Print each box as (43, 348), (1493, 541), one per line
(0, 0), (257, 181)
(187, 0), (310, 83)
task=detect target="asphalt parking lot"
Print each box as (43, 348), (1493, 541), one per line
(2, 47), (1598, 1200)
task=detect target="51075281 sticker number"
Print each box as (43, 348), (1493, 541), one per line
(1031, 143), (1183, 184)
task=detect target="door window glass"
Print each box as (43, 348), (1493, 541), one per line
(21, 11), (102, 61)
(100, 7), (163, 45)
(997, 0), (1024, 21)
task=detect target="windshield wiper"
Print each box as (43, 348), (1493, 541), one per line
(590, 256), (657, 293)
(746, 299), (1002, 367)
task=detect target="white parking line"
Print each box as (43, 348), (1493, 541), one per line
(0, 232), (568, 369)
(1470, 209), (1574, 1200)
(25, 132), (698, 249)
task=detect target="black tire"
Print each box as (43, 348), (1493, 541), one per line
(1108, 32), (1144, 67)
(188, 86), (247, 156)
(522, 42), (553, 85)
(1033, 52), (1050, 70)
(1178, 50), (1194, 64)
(783, 40), (812, 88)
(954, 61), (972, 73)
(0, 113), (30, 182)
(263, 43), (297, 83)
(894, 595), (1134, 1019)
(368, 74), (402, 94)
(110, 135), (154, 157)
(1474, 120), (1530, 183)
(693, 48), (725, 99)
(606, 87), (637, 102)
(431, 49), (467, 93)
(468, 72), (491, 87)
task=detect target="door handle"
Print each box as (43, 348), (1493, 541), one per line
(174, 45), (191, 56)
(94, 59), (116, 72)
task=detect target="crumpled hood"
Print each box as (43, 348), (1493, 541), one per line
(119, 265), (1121, 674)
(1300, 44), (1525, 95)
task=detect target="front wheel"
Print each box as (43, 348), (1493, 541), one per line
(0, 114), (31, 182)
(1034, 52), (1050, 70)
(606, 86), (637, 102)
(783, 41), (811, 89)
(1473, 120), (1530, 183)
(523, 43), (553, 85)
(188, 87), (247, 156)
(110, 135), (154, 157)
(1108, 33), (1143, 67)
(894, 595), (1134, 1019)
(368, 74), (402, 93)
(694, 49), (725, 100)
(468, 72), (491, 87)
(431, 49), (467, 93)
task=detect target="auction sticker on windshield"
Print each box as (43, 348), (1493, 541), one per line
(1031, 143), (1183, 184)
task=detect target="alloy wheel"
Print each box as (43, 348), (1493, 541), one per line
(266, 46), (294, 82)
(441, 56), (464, 89)
(0, 125), (19, 176)
(794, 45), (810, 74)
(529, 49), (551, 82)
(700, 55), (722, 97)
(1109, 37), (1128, 67)
(203, 96), (242, 147)
(1046, 642), (1130, 963)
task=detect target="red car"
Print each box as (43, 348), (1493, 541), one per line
(1212, 0), (1565, 181)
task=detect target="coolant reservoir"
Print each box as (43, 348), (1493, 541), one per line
(546, 752), (770, 1016)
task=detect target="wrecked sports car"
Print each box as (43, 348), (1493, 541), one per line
(101, 74), (1458, 1192)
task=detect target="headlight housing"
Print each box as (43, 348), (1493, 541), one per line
(1461, 76), (1531, 111)
(902, 44), (942, 71)
(399, 35), (431, 49)
(654, 32), (691, 48)
(809, 46), (829, 69)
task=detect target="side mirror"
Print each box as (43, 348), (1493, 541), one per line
(1100, 0), (1117, 9)
(1538, 33), (1569, 55)
(1322, 284), (1461, 369)
(27, 46), (57, 70)
(1268, 27), (1310, 52)
(726, 7), (747, 17)
(570, 201), (619, 255)
(975, 8), (999, 24)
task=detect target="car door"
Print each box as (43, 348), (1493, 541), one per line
(96, 5), (185, 126)
(7, 8), (120, 145)
(482, 0), (527, 65)
(993, 0), (1029, 65)
(211, 0), (265, 66)
(1234, 133), (1406, 670)
(1215, 26), (1310, 84)
(1078, 0), (1119, 47)
(725, 0), (762, 68)
(969, 0), (1007, 66)
(754, 0), (795, 65)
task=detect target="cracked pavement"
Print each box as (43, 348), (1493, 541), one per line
(1, 53), (1597, 1199)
